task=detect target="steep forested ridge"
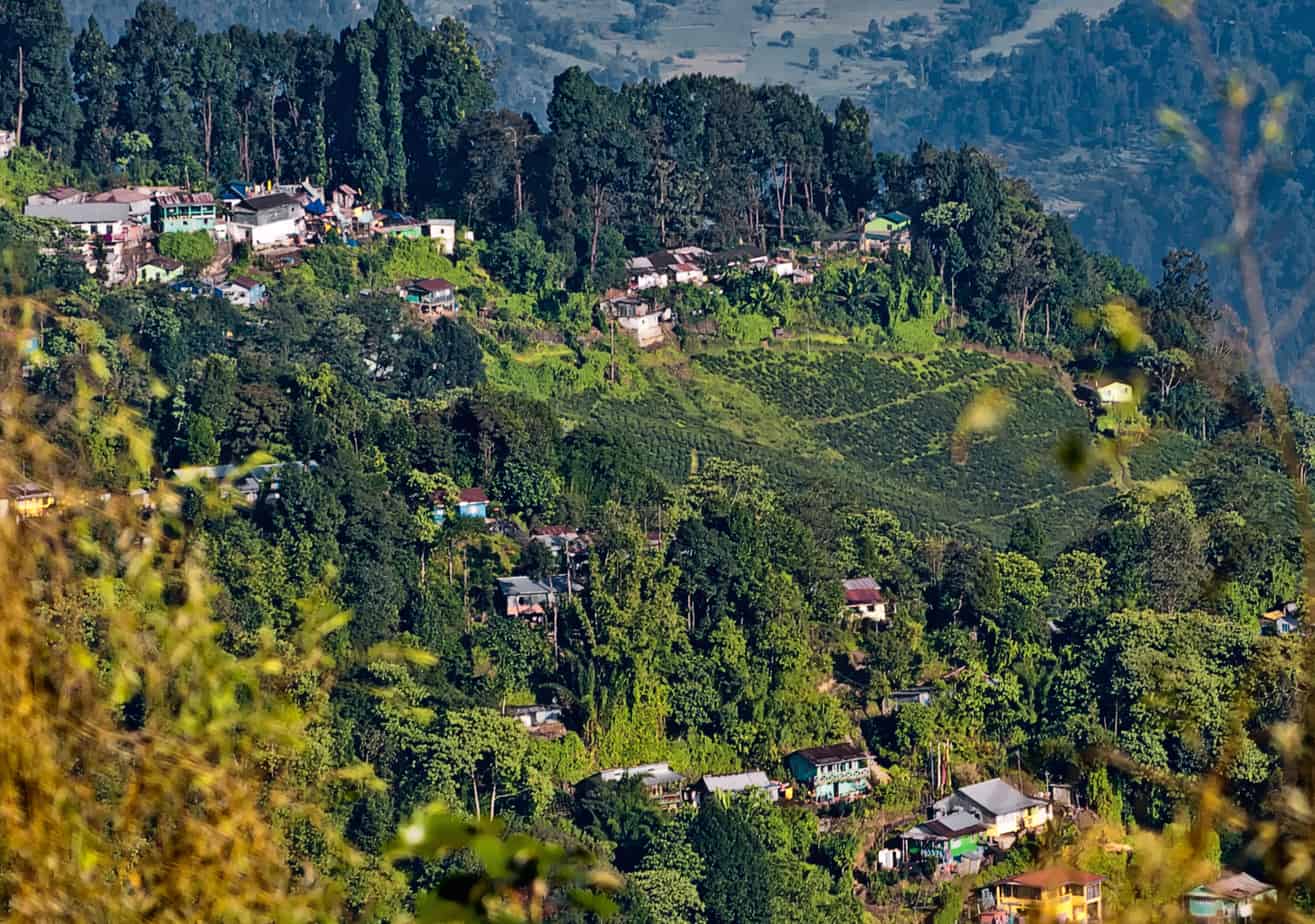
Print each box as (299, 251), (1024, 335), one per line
(870, 0), (1315, 402)
(0, 0), (1312, 920)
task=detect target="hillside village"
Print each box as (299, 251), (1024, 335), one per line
(0, 0), (1310, 921)
(15, 164), (915, 342)
(0, 85), (1304, 924)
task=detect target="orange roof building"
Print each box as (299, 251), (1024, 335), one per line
(987, 866), (1104, 922)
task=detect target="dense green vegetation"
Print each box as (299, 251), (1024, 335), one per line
(870, 0), (1315, 403)
(2, 0), (1315, 920)
(40, 0), (1315, 405)
(559, 346), (1105, 549)
(8, 209), (1306, 919)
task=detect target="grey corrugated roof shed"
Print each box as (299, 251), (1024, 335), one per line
(699, 771), (771, 793)
(238, 192), (299, 211)
(498, 576), (550, 597)
(902, 809), (986, 840)
(1201, 872), (1274, 900)
(792, 742), (870, 765)
(596, 762), (683, 787)
(25, 201), (134, 223)
(946, 778), (1044, 817)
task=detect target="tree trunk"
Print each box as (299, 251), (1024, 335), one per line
(514, 161), (524, 220)
(1015, 290), (1039, 348)
(201, 93), (214, 179)
(588, 182), (605, 275)
(15, 46), (24, 148)
(774, 161), (790, 242)
(239, 106), (252, 181)
(655, 159), (673, 246)
(267, 90), (280, 182)
(470, 771), (482, 820)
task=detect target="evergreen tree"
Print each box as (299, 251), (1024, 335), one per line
(380, 38), (408, 208)
(406, 18), (494, 209)
(114, 1), (200, 171)
(688, 799), (771, 924)
(372, 0), (420, 209)
(0, 0), (77, 156)
(290, 31), (334, 187)
(190, 32), (239, 181)
(825, 97), (876, 221)
(72, 16), (119, 175)
(342, 31), (388, 203)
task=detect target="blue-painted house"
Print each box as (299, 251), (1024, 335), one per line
(431, 487), (489, 523)
(1182, 872), (1276, 921)
(218, 181), (259, 207)
(152, 192), (217, 233)
(170, 279), (223, 300)
(457, 487), (488, 518)
(785, 743), (877, 805)
(1261, 603), (1300, 636)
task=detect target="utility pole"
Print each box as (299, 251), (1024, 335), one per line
(15, 46), (25, 148)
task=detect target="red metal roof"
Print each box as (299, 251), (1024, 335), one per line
(411, 278), (454, 293)
(458, 487), (488, 503)
(532, 525), (577, 536)
(843, 577), (885, 605)
(156, 192), (215, 206)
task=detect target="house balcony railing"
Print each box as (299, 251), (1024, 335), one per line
(814, 765), (870, 784)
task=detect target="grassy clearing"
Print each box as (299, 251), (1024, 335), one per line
(564, 344), (1097, 544)
(553, 341), (1227, 547)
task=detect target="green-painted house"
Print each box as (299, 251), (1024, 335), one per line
(1182, 872), (1275, 921)
(900, 810), (986, 868)
(860, 210), (912, 254)
(864, 210), (911, 236)
(785, 743), (877, 805)
(152, 192), (217, 234)
(137, 255), (185, 285)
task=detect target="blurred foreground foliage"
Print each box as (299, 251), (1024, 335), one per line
(0, 290), (614, 921)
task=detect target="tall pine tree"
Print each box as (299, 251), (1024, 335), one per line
(406, 18), (494, 210)
(825, 97), (876, 222)
(290, 31), (334, 187)
(341, 30), (388, 204)
(0, 0), (77, 156)
(372, 0), (420, 209)
(191, 33), (240, 182)
(114, 1), (200, 171)
(72, 16), (119, 175)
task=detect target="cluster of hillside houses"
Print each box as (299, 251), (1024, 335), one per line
(0, 453), (1289, 921)
(0, 176), (1278, 915)
(20, 179), (465, 314)
(19, 170), (910, 346)
(605, 210), (912, 346)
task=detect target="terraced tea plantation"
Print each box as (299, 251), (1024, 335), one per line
(565, 344), (1196, 548)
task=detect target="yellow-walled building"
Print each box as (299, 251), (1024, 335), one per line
(6, 482), (55, 519)
(985, 867), (1104, 922)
